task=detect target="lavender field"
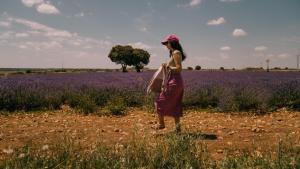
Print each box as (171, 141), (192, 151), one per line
(0, 70), (299, 114)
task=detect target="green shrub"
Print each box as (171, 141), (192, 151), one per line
(44, 93), (63, 110)
(142, 94), (156, 112)
(23, 92), (45, 111)
(183, 86), (221, 109)
(66, 93), (97, 114)
(234, 90), (263, 111)
(122, 89), (145, 107)
(86, 87), (118, 107)
(105, 96), (127, 115)
(268, 81), (300, 111)
(218, 87), (268, 113)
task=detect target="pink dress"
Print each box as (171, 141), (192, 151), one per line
(154, 70), (184, 117)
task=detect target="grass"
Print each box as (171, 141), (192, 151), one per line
(0, 133), (299, 169)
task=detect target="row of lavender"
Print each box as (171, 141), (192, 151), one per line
(0, 70), (299, 114)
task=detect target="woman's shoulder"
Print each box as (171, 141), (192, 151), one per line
(172, 50), (182, 60)
(172, 50), (181, 55)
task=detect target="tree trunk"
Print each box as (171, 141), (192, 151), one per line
(135, 65), (142, 73)
(121, 64), (127, 72)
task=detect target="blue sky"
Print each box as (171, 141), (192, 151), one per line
(0, 0), (300, 69)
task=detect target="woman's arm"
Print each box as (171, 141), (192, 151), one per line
(167, 51), (182, 73)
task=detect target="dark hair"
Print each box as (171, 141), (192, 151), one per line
(168, 40), (186, 61)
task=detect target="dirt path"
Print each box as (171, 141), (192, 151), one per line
(0, 106), (299, 161)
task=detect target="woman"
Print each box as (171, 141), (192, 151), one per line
(154, 34), (186, 132)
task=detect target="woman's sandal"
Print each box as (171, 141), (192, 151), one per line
(151, 124), (165, 130)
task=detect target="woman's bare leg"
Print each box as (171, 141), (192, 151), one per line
(174, 117), (181, 132)
(152, 114), (165, 130)
(158, 114), (165, 127)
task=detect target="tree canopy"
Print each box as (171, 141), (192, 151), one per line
(108, 45), (150, 72)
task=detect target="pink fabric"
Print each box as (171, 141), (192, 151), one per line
(146, 65), (169, 95)
(154, 71), (184, 117)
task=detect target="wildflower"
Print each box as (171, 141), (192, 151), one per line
(42, 144), (49, 151)
(18, 153), (25, 158)
(3, 148), (13, 154)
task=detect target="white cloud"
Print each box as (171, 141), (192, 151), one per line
(190, 0), (202, 6)
(45, 31), (72, 38)
(220, 46), (231, 51)
(38, 41), (63, 49)
(102, 40), (112, 47)
(1, 16), (116, 68)
(252, 53), (264, 57)
(207, 17), (226, 26)
(6, 16), (112, 49)
(277, 53), (290, 59)
(16, 41), (63, 51)
(219, 46), (231, 59)
(21, 0), (60, 15)
(75, 12), (85, 17)
(220, 0), (240, 2)
(27, 30), (42, 35)
(36, 3), (60, 14)
(128, 42), (152, 50)
(83, 46), (92, 49)
(8, 17), (73, 38)
(18, 44), (27, 49)
(255, 46), (268, 52)
(140, 27), (148, 32)
(232, 28), (247, 37)
(21, 0), (43, 7)
(15, 33), (29, 38)
(0, 31), (14, 39)
(0, 40), (7, 45)
(84, 37), (112, 48)
(177, 0), (202, 8)
(3, 16), (113, 67)
(9, 17), (52, 31)
(72, 41), (81, 46)
(0, 21), (11, 28)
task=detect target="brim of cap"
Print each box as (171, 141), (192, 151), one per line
(161, 41), (168, 45)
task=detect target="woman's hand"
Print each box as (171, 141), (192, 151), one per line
(161, 85), (167, 92)
(162, 63), (167, 68)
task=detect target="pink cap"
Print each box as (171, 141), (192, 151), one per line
(161, 34), (179, 45)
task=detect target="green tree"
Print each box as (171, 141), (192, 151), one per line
(132, 48), (150, 72)
(108, 45), (133, 72)
(195, 65), (201, 70)
(108, 45), (150, 72)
